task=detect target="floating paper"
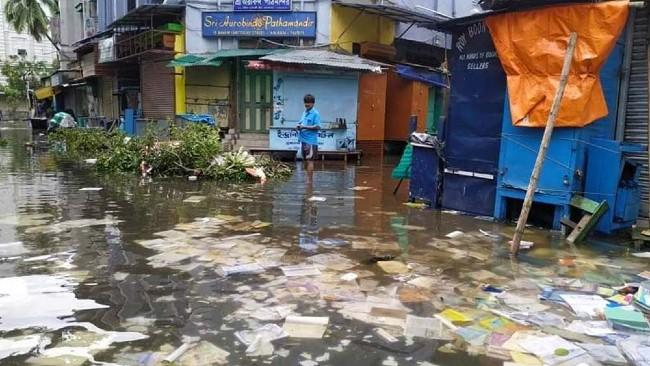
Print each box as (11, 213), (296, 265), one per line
(280, 264), (321, 277)
(217, 263), (264, 277)
(517, 335), (586, 366)
(559, 294), (609, 318)
(404, 315), (450, 340)
(235, 324), (289, 346)
(438, 309), (473, 325)
(376, 261), (409, 274)
(374, 328), (399, 343)
(283, 316), (329, 338)
(445, 231), (464, 238)
(183, 196), (206, 203)
(176, 341), (229, 365)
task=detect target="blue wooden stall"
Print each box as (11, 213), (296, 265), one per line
(441, 21), (507, 216)
(494, 35), (626, 229)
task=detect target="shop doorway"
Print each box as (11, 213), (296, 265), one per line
(239, 67), (272, 133)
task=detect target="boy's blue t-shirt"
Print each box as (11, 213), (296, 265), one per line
(299, 108), (321, 145)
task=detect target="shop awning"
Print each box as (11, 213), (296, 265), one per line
(34, 86), (55, 100)
(168, 49), (282, 68)
(396, 64), (449, 88)
(260, 49), (385, 73)
(168, 54), (223, 68)
(207, 49), (281, 59)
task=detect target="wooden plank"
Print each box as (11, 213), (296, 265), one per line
(567, 214), (593, 244)
(570, 195), (600, 214)
(511, 33), (578, 255)
(560, 217), (577, 229)
(566, 200), (608, 244)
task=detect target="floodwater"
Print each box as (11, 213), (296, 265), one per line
(0, 124), (648, 366)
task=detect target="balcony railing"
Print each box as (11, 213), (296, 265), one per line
(115, 29), (176, 61)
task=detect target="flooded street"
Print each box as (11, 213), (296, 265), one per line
(1, 125), (649, 366)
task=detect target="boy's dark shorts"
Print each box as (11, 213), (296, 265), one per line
(301, 142), (318, 160)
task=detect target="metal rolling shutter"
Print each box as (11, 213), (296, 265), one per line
(624, 8), (649, 220)
(140, 57), (175, 120)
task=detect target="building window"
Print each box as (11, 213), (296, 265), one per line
(17, 49), (27, 57)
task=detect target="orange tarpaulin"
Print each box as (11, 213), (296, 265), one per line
(485, 1), (629, 128)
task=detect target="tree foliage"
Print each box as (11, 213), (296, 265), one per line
(4, 0), (59, 44)
(0, 57), (52, 106)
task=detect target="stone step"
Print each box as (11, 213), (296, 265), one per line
(234, 142), (268, 147)
(237, 134), (269, 142)
(235, 142), (269, 149)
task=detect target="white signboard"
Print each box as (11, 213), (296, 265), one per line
(269, 126), (356, 152)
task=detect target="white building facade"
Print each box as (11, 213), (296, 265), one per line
(0, 0), (58, 85)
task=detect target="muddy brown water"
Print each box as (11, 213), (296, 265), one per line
(0, 125), (646, 366)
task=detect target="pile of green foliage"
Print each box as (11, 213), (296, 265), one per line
(49, 124), (293, 182)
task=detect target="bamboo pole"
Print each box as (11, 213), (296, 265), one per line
(511, 32), (578, 255)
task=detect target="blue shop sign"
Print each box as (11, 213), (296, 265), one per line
(202, 12), (316, 38)
(234, 0), (291, 12)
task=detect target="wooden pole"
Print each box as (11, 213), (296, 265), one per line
(511, 32), (578, 255)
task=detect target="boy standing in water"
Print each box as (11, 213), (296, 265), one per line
(297, 94), (321, 161)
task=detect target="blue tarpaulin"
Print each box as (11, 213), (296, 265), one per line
(178, 114), (216, 126)
(395, 64), (449, 88)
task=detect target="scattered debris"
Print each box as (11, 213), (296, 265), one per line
(217, 263), (264, 277)
(403, 202), (427, 209)
(404, 315), (451, 340)
(280, 264), (322, 277)
(235, 324), (289, 356)
(479, 229), (500, 239)
(163, 343), (194, 364)
(638, 271), (650, 280)
(308, 196), (327, 202)
(374, 328), (399, 343)
(78, 187), (102, 192)
(445, 230), (464, 239)
(350, 186), (373, 191)
(605, 306), (650, 331)
(559, 294), (609, 318)
(175, 341), (230, 365)
(580, 343), (627, 365)
(283, 316), (329, 338)
(376, 261), (409, 274)
(516, 335), (586, 365)
(183, 195), (206, 203)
